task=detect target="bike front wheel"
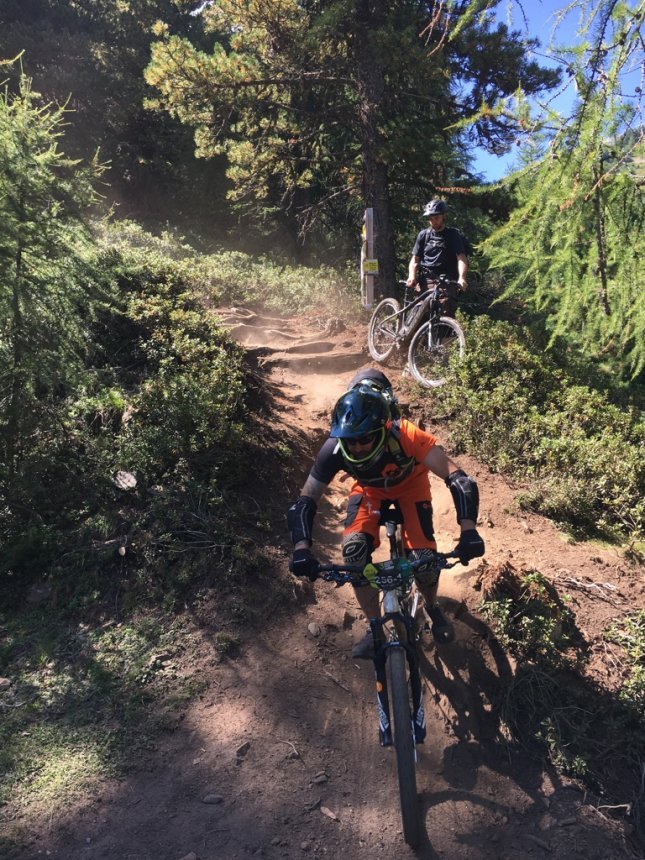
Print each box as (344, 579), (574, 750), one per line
(368, 298), (401, 363)
(407, 316), (465, 388)
(388, 646), (421, 847)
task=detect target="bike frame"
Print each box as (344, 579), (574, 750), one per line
(368, 521), (426, 748)
(377, 276), (455, 346)
(385, 289), (431, 341)
(317, 529), (457, 752)
(370, 584), (426, 747)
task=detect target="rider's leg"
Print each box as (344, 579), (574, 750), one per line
(342, 532), (379, 657)
(440, 280), (458, 318)
(397, 480), (455, 644)
(342, 531), (379, 619)
(343, 492), (381, 657)
(409, 555), (453, 643)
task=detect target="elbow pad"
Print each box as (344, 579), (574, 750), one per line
(445, 469), (479, 524)
(287, 496), (317, 545)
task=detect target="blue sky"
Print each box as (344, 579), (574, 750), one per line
(471, 0), (584, 181)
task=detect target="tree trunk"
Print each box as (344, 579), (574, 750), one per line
(592, 163), (611, 316)
(353, 0), (397, 299)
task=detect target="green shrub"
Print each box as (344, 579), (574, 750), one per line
(481, 570), (644, 817)
(0, 226), (251, 606)
(480, 570), (574, 660)
(116, 280), (247, 477)
(605, 611), (645, 711)
(433, 316), (645, 541)
(98, 221), (359, 315)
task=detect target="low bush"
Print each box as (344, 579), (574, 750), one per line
(432, 316), (645, 542)
(0, 224), (265, 609)
(605, 611), (645, 712)
(98, 221), (359, 315)
(0, 224), (301, 841)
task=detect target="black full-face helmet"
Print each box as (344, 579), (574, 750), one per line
(423, 199), (448, 217)
(330, 385), (390, 466)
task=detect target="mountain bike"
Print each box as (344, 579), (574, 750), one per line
(314, 508), (458, 847)
(367, 275), (465, 388)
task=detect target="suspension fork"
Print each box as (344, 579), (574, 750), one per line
(427, 309), (444, 348)
(408, 637), (426, 743)
(370, 604), (426, 747)
(370, 615), (393, 747)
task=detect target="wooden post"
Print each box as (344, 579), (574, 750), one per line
(361, 207), (378, 308)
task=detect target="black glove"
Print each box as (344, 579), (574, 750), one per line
(453, 529), (485, 565)
(290, 548), (319, 581)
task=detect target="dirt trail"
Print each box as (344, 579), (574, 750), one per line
(32, 308), (642, 860)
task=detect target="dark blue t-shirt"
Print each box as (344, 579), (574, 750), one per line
(412, 227), (466, 280)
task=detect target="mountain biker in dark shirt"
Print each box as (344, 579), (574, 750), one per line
(287, 368), (485, 658)
(406, 199), (469, 317)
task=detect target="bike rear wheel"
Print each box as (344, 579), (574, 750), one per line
(368, 298), (401, 363)
(388, 646), (421, 847)
(407, 316), (465, 388)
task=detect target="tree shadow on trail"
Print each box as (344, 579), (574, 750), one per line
(415, 597), (645, 856)
(419, 599), (514, 746)
(416, 599), (560, 811)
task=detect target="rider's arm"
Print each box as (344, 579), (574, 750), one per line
(457, 252), (468, 290)
(422, 445), (478, 531)
(289, 475), (327, 550)
(301, 474), (327, 503)
(406, 254), (420, 287)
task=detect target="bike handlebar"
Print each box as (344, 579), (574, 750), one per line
(400, 274), (457, 286)
(316, 552), (459, 589)
(399, 275), (458, 304)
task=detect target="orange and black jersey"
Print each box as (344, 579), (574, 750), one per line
(310, 418), (438, 490)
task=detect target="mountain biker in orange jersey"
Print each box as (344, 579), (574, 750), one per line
(287, 368), (485, 658)
(406, 199), (469, 317)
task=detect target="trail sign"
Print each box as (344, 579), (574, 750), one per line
(360, 208), (376, 308)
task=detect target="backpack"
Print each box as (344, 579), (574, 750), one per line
(348, 369), (401, 419)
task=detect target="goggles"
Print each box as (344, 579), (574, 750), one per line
(339, 428), (386, 465)
(346, 434), (377, 447)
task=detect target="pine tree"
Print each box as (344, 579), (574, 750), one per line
(0, 0), (214, 229)
(145, 1), (559, 290)
(481, 0), (644, 378)
(0, 70), (106, 464)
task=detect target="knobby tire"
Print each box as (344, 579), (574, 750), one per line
(407, 316), (465, 388)
(367, 298), (401, 363)
(388, 646), (421, 847)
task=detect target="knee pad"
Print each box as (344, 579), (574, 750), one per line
(342, 532), (373, 566)
(408, 548), (440, 586)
